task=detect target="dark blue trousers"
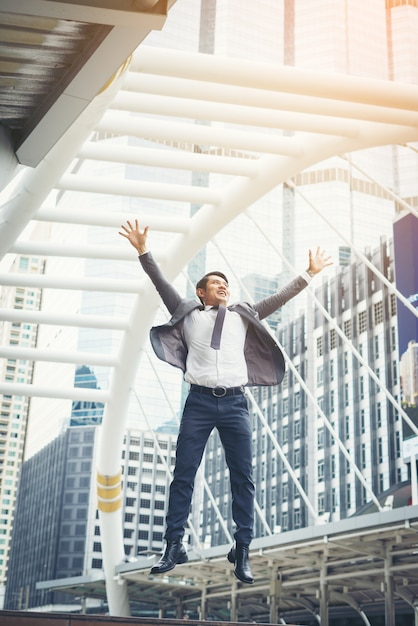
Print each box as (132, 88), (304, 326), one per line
(164, 389), (255, 545)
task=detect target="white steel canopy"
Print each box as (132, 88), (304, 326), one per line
(1, 40), (418, 617)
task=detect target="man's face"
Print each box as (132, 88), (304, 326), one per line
(197, 275), (230, 307)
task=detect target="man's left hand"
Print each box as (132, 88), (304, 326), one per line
(308, 247), (333, 275)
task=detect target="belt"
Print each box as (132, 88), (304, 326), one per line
(190, 384), (245, 398)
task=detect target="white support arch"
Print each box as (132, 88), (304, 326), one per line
(1, 43), (418, 617)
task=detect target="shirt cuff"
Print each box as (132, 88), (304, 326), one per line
(301, 270), (314, 284)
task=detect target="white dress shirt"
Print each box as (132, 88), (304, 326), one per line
(183, 306), (249, 387)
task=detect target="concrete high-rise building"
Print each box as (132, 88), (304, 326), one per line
(400, 341), (418, 406)
(4, 426), (175, 612)
(0, 253), (45, 606)
(202, 238), (405, 543)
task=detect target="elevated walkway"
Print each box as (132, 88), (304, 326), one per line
(0, 614), (298, 626)
(36, 506), (418, 624)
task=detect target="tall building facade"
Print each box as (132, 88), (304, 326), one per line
(4, 426), (175, 611)
(0, 253), (45, 606)
(201, 238), (405, 543)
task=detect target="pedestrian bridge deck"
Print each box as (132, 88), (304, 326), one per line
(0, 613), (298, 626)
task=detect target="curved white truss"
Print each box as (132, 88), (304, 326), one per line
(1, 46), (418, 615)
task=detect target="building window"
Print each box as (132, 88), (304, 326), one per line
(390, 293), (397, 316)
(76, 508), (87, 520)
(395, 431), (401, 458)
(378, 438), (383, 464)
(281, 512), (288, 531)
(318, 460), (324, 482)
(343, 319), (351, 339)
(346, 483), (351, 509)
(330, 329), (337, 350)
(361, 443), (367, 469)
(331, 455), (336, 479)
(92, 558), (103, 569)
(281, 483), (288, 503)
(374, 301), (383, 325)
(317, 336), (323, 357)
(331, 488), (337, 512)
(358, 310), (367, 333)
(374, 335), (380, 358)
(377, 402), (382, 428)
(392, 360), (398, 385)
(344, 352), (349, 374)
(345, 415), (350, 439)
(317, 365), (324, 386)
(282, 424), (288, 444)
(344, 384), (350, 407)
(283, 398), (288, 417)
(360, 376), (365, 400)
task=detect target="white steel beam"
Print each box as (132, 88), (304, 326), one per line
(133, 46), (418, 111)
(35, 206), (191, 232)
(78, 142), (260, 177)
(95, 112), (305, 157)
(124, 73), (418, 128)
(0, 309), (128, 330)
(56, 173), (222, 204)
(111, 91), (361, 138)
(10, 241), (138, 261)
(0, 273), (143, 294)
(0, 345), (117, 366)
(0, 382), (109, 401)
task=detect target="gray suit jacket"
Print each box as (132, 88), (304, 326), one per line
(139, 252), (308, 386)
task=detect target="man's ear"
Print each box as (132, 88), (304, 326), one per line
(196, 287), (205, 301)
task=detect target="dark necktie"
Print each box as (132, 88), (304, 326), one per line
(210, 305), (226, 350)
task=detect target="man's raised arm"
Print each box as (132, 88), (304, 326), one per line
(119, 219), (182, 315)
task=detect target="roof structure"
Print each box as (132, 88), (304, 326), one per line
(1, 3), (418, 620)
(0, 0), (174, 169)
(38, 505), (418, 624)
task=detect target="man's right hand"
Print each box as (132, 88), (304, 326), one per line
(119, 219), (149, 255)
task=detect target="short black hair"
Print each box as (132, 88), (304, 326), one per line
(196, 271), (228, 292)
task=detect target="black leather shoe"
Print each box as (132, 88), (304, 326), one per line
(150, 539), (188, 574)
(227, 543), (254, 584)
